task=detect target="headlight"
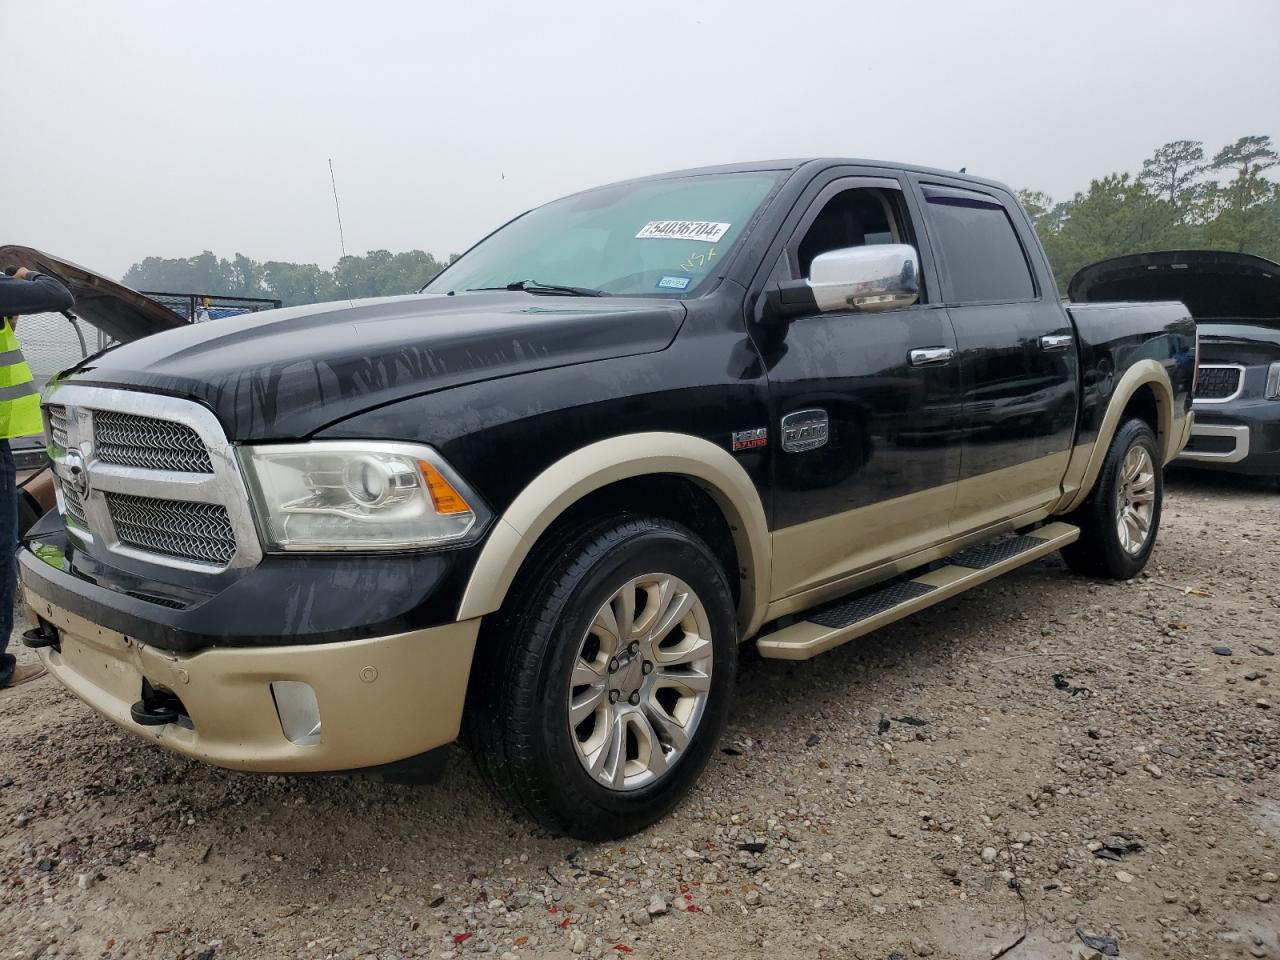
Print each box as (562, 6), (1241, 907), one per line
(1266, 362), (1280, 400)
(241, 441), (489, 551)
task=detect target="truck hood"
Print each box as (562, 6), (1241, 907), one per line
(1068, 250), (1280, 326)
(0, 245), (186, 343)
(59, 291), (685, 440)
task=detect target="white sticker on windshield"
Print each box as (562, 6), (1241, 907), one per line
(635, 220), (730, 243)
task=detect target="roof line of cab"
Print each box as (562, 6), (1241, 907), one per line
(554, 158), (1015, 201)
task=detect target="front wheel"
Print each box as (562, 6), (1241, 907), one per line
(465, 516), (737, 840)
(1060, 418), (1163, 579)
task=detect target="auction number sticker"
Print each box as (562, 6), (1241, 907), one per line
(635, 220), (730, 242)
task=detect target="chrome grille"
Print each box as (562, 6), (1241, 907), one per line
(105, 493), (237, 566)
(92, 409), (214, 473)
(47, 405), (70, 448)
(61, 484), (89, 528)
(1195, 365), (1242, 401)
(41, 385), (262, 573)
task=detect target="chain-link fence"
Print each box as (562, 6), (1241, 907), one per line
(16, 311), (101, 389)
(141, 291), (281, 323)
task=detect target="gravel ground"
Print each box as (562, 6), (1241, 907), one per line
(1, 471), (1277, 960)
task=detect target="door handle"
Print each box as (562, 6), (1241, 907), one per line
(909, 346), (955, 366)
(1040, 334), (1074, 351)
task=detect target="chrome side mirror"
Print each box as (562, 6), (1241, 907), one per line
(766, 244), (920, 319)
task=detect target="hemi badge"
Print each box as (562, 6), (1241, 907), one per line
(731, 428), (768, 452)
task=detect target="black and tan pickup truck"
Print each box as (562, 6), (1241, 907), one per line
(13, 159), (1196, 840)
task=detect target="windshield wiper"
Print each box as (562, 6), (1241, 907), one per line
(467, 279), (610, 297)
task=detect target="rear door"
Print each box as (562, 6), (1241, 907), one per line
(756, 170), (963, 603)
(912, 181), (1078, 535)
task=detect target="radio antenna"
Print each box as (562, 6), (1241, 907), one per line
(328, 158), (349, 260)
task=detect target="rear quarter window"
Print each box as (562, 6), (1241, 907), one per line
(924, 189), (1035, 304)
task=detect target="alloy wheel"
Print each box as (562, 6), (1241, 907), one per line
(567, 573), (714, 791)
(1115, 444), (1157, 555)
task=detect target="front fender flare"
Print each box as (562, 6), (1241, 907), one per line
(456, 433), (772, 638)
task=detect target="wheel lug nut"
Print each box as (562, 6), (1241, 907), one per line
(629, 641), (640, 654)
(628, 691), (640, 706)
(642, 661), (653, 675)
(608, 689), (620, 703)
(608, 658), (619, 673)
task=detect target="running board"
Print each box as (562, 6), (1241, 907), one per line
(755, 522), (1080, 661)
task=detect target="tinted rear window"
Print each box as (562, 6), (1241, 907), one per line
(925, 192), (1035, 303)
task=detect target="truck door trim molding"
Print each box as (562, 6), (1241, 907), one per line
(455, 433), (772, 637)
(1054, 359), (1178, 515)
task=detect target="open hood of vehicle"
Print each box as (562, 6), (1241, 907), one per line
(1068, 250), (1280, 325)
(0, 245), (187, 343)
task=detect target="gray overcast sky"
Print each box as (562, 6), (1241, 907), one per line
(6, 0), (1279, 280)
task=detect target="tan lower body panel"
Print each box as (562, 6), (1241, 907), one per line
(24, 587), (480, 774)
(949, 450), (1071, 540)
(769, 451), (1071, 606)
(756, 521), (1079, 660)
(763, 504), (1053, 622)
(1171, 411), (1193, 461)
(770, 482), (958, 603)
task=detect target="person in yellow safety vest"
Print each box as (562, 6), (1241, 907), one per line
(0, 265), (72, 689)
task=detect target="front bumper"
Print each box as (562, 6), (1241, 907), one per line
(23, 585), (480, 774)
(1178, 399), (1280, 476)
(18, 514), (471, 653)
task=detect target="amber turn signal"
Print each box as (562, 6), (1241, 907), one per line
(418, 460), (472, 515)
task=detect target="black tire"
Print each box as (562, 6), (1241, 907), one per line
(1060, 418), (1163, 579)
(464, 516), (738, 840)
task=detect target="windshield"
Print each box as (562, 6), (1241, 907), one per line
(423, 172), (782, 298)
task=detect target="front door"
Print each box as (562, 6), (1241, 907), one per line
(757, 174), (963, 603)
(915, 181), (1078, 535)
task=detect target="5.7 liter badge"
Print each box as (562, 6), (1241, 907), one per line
(731, 428), (768, 452)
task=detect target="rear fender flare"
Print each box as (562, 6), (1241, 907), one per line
(1058, 359), (1176, 514)
(456, 433), (771, 638)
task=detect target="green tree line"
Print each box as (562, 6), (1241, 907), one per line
(123, 248), (458, 307)
(123, 134), (1278, 306)
(1020, 134), (1280, 293)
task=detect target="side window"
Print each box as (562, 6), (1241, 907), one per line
(790, 185), (925, 303)
(923, 190), (1035, 303)
(795, 188), (899, 275)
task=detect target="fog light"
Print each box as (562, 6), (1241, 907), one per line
(270, 681), (322, 746)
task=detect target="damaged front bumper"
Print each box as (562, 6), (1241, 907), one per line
(22, 585), (479, 776)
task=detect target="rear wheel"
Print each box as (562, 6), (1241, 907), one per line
(465, 516), (737, 840)
(1061, 418), (1163, 579)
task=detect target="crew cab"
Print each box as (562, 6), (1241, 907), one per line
(1071, 250), (1279, 481)
(13, 160), (1196, 840)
